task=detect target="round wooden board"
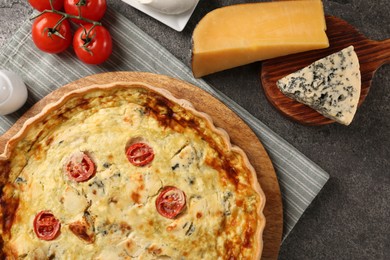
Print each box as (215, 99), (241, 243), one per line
(0, 72), (283, 259)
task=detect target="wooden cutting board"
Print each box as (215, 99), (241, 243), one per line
(0, 72), (283, 259)
(261, 16), (390, 125)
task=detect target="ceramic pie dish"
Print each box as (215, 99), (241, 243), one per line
(0, 81), (266, 259)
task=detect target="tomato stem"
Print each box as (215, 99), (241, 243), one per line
(30, 10), (48, 21)
(49, 0), (55, 10)
(53, 15), (67, 32)
(30, 8), (102, 27)
(77, 4), (82, 20)
(76, 0), (87, 7)
(80, 25), (94, 56)
(88, 24), (97, 35)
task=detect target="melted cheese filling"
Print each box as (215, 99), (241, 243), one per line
(4, 87), (261, 259)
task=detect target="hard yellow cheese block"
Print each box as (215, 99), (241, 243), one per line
(191, 0), (329, 77)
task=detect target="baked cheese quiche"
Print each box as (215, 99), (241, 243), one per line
(0, 82), (266, 259)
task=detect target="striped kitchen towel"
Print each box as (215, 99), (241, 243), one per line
(0, 9), (329, 240)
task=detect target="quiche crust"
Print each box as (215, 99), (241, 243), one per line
(0, 82), (266, 259)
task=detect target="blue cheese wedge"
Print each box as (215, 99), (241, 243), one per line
(276, 45), (361, 125)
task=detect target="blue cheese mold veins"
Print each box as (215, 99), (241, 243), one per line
(276, 45), (361, 125)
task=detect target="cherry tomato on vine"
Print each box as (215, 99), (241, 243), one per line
(64, 0), (107, 25)
(29, 0), (64, 12)
(32, 12), (72, 54)
(73, 24), (112, 65)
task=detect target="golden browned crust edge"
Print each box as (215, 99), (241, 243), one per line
(0, 82), (266, 259)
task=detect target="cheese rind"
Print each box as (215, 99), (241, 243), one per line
(191, 0), (329, 77)
(276, 46), (361, 125)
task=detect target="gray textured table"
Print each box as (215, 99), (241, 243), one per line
(1, 0), (389, 259)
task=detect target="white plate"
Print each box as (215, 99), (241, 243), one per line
(121, 0), (199, 31)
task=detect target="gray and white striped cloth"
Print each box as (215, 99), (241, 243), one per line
(0, 9), (328, 241)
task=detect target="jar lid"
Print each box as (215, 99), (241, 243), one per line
(0, 77), (11, 104)
(0, 70), (28, 115)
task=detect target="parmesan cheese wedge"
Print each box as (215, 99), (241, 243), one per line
(191, 0), (329, 77)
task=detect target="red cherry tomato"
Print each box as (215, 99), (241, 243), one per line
(65, 152), (96, 182)
(33, 211), (61, 241)
(64, 0), (107, 25)
(73, 24), (112, 65)
(126, 142), (154, 167)
(156, 186), (186, 219)
(31, 12), (72, 54)
(29, 0), (64, 12)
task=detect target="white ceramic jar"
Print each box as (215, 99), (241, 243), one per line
(0, 70), (28, 116)
(138, 0), (198, 14)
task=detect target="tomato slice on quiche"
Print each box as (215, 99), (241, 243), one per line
(0, 82), (266, 259)
(126, 142), (154, 166)
(33, 211), (61, 241)
(156, 186), (186, 219)
(65, 152), (96, 182)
